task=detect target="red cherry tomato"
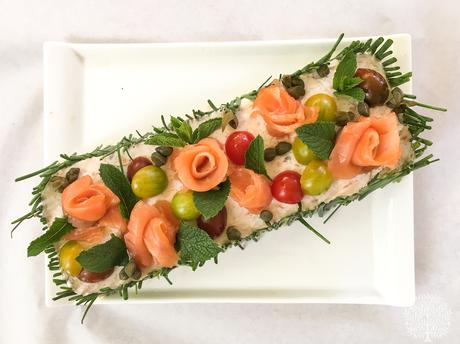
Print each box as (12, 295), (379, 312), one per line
(127, 157), (152, 181)
(225, 131), (255, 165)
(271, 171), (303, 204)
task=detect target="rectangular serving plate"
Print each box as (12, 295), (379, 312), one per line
(43, 34), (414, 306)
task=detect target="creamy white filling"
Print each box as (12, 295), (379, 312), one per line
(42, 53), (411, 295)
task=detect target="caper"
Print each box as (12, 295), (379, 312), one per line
(386, 87), (404, 108)
(286, 85), (305, 99)
(336, 111), (352, 126)
(119, 269), (129, 280)
(65, 167), (80, 184)
(123, 261), (137, 277)
(282, 75), (305, 99)
(317, 64), (330, 78)
(131, 269), (142, 280)
(357, 102), (370, 116)
(229, 119), (238, 129)
(150, 152), (167, 166)
(264, 148), (277, 162)
(49, 176), (67, 191)
(226, 226), (242, 241)
(57, 182), (70, 193)
(260, 209), (273, 223)
(275, 142), (292, 156)
(155, 146), (173, 157)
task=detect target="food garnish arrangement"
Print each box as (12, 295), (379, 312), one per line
(12, 34), (445, 320)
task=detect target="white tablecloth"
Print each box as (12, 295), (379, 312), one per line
(1, 1), (459, 343)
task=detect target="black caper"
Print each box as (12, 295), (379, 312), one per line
(275, 141), (292, 156)
(264, 148), (276, 162)
(317, 64), (330, 78)
(155, 146), (173, 157)
(226, 226), (241, 241)
(357, 102), (370, 116)
(119, 269), (129, 280)
(260, 210), (273, 223)
(151, 152), (167, 166)
(65, 167), (80, 184)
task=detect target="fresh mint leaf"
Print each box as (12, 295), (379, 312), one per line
(333, 52), (358, 90)
(176, 222), (223, 270)
(193, 179), (230, 220)
(99, 164), (138, 219)
(27, 217), (74, 257)
(76, 234), (129, 272)
(332, 52), (364, 102)
(342, 76), (363, 89)
(334, 88), (365, 102)
(244, 135), (269, 178)
(175, 120), (193, 144)
(295, 121), (336, 160)
(193, 118), (222, 143)
(145, 132), (186, 147)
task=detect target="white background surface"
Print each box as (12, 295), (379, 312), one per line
(1, 0), (458, 343)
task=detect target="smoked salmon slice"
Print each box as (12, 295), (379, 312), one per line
(62, 226), (106, 244)
(173, 138), (228, 192)
(328, 112), (401, 179)
(61, 175), (119, 222)
(124, 201), (179, 269)
(228, 167), (272, 213)
(98, 205), (128, 235)
(252, 85), (319, 137)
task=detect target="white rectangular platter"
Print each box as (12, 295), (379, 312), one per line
(43, 34), (414, 306)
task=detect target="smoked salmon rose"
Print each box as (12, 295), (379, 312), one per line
(228, 167), (272, 213)
(124, 201), (179, 268)
(61, 175), (119, 222)
(328, 111), (401, 179)
(252, 85), (319, 137)
(173, 138), (228, 192)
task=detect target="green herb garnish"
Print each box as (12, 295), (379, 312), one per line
(76, 234), (129, 273)
(193, 179), (231, 220)
(295, 121), (336, 160)
(176, 222), (223, 270)
(146, 116), (222, 146)
(332, 52), (365, 102)
(99, 164), (138, 218)
(27, 217), (74, 257)
(244, 135), (269, 178)
(193, 118), (222, 142)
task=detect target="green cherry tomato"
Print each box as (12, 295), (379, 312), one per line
(171, 190), (200, 220)
(131, 165), (168, 198)
(300, 160), (333, 196)
(305, 93), (337, 122)
(292, 137), (318, 165)
(59, 241), (84, 277)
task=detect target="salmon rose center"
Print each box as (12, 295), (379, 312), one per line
(192, 152), (217, 179)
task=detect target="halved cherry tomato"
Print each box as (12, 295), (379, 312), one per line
(271, 171), (303, 204)
(225, 131), (255, 165)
